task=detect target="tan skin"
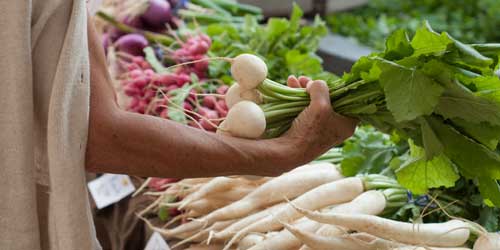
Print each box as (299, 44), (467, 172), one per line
(85, 16), (358, 178)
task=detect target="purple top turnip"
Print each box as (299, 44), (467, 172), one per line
(141, 0), (172, 29)
(115, 33), (149, 56)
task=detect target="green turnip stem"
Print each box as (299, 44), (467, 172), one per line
(258, 77), (379, 137)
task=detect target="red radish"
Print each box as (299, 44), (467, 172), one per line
(216, 85), (229, 95)
(188, 42), (210, 55)
(215, 100), (228, 118)
(199, 34), (211, 46)
(141, 0), (172, 28)
(131, 56), (151, 69)
(159, 109), (169, 119)
(129, 69), (143, 79)
(231, 54), (268, 90)
(155, 74), (178, 86)
(143, 69), (155, 77)
(202, 95), (217, 109)
(144, 88), (156, 100)
(126, 63), (140, 71)
(166, 85), (179, 92)
(115, 34), (148, 56)
(124, 85), (142, 96)
(148, 177), (178, 191)
(137, 99), (148, 113)
(133, 77), (148, 88)
(183, 102), (193, 112)
(194, 59), (209, 72)
(176, 73), (191, 86)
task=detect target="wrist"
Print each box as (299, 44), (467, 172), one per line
(265, 137), (308, 174)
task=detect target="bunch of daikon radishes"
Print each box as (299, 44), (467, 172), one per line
(137, 160), (500, 250)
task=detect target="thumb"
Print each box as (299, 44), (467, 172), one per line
(306, 80), (331, 109)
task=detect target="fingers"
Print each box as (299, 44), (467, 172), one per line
(298, 76), (310, 88)
(287, 75), (311, 88)
(287, 75), (301, 88)
(306, 80), (331, 110)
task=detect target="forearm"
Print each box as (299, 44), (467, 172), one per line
(87, 110), (298, 178)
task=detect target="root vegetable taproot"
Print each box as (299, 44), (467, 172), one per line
(282, 223), (401, 250)
(238, 234), (266, 250)
(180, 177), (243, 209)
(222, 177), (365, 250)
(473, 233), (500, 250)
(248, 188), (406, 250)
(166, 168), (342, 237)
(213, 203), (288, 240)
(294, 206), (471, 247)
(171, 220), (236, 248)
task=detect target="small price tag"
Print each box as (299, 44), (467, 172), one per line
(88, 174), (135, 209)
(144, 232), (170, 250)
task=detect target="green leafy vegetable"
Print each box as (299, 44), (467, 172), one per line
(258, 22), (500, 206)
(328, 0), (500, 51)
(206, 4), (335, 83)
(395, 140), (459, 194)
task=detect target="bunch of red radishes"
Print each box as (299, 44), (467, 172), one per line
(169, 34), (212, 79)
(113, 33), (229, 132)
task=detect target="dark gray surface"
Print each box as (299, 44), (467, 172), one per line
(318, 33), (374, 75)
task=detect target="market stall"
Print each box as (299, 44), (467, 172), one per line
(88, 0), (500, 249)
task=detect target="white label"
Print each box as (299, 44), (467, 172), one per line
(144, 232), (170, 250)
(88, 174), (135, 209)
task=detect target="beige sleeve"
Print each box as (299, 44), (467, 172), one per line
(1, 0), (101, 249)
(0, 0), (41, 249)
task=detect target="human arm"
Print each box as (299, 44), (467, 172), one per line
(84, 16), (357, 178)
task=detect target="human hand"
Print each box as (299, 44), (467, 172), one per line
(280, 75), (358, 164)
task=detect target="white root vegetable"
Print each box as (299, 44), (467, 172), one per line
(473, 233), (500, 250)
(184, 244), (229, 250)
(181, 178), (255, 210)
(287, 162), (338, 175)
(294, 206), (471, 247)
(180, 177), (241, 209)
(172, 220), (236, 247)
(230, 54), (268, 90)
(283, 223), (378, 250)
(315, 224), (344, 236)
(166, 168), (342, 237)
(225, 83), (262, 109)
(247, 217), (319, 250)
(223, 177), (365, 250)
(205, 186), (254, 202)
(183, 198), (232, 215)
(213, 203), (288, 240)
(221, 101), (266, 139)
(238, 234), (266, 250)
(394, 247), (471, 250)
(247, 190), (386, 250)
